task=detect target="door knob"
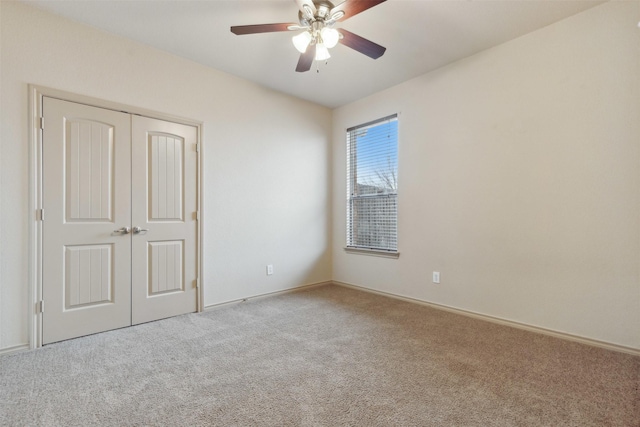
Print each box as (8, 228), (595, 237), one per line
(132, 226), (148, 234)
(114, 226), (131, 234)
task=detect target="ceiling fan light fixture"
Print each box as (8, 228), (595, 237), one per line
(230, 0), (388, 73)
(292, 31), (312, 53)
(321, 27), (339, 48)
(315, 43), (331, 61)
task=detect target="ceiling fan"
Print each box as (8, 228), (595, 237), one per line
(230, 0), (387, 72)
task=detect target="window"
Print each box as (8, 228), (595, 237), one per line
(346, 114), (398, 254)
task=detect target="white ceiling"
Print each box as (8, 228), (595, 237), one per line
(24, 0), (604, 108)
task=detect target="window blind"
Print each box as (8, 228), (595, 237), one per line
(346, 114), (398, 252)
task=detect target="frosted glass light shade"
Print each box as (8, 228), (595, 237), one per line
(292, 31), (312, 53)
(315, 43), (331, 61)
(321, 28), (339, 48)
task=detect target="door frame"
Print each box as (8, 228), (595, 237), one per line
(29, 85), (205, 348)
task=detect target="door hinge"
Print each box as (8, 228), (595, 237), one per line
(37, 300), (45, 314)
(195, 143), (200, 153)
(195, 211), (200, 221)
(38, 208), (45, 221)
(39, 117), (44, 130)
(195, 278), (200, 289)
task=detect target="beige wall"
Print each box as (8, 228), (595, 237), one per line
(0, 1), (332, 350)
(332, 1), (640, 349)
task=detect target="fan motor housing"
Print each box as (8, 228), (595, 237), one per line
(298, 0), (336, 25)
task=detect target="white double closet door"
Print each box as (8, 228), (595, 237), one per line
(42, 97), (198, 344)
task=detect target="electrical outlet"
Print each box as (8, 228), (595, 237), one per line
(266, 264), (274, 276)
(433, 271), (440, 284)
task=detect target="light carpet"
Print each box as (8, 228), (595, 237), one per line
(1, 284), (638, 426)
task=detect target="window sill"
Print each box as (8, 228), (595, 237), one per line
(344, 247), (400, 259)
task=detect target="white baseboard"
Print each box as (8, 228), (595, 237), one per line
(203, 281), (333, 311)
(0, 344), (30, 357)
(333, 281), (640, 357)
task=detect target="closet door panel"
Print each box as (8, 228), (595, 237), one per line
(42, 97), (132, 344)
(131, 116), (198, 325)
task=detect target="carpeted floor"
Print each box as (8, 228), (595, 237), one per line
(1, 284), (638, 426)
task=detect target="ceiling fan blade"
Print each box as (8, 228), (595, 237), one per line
(230, 23), (296, 35)
(338, 29), (386, 59)
(296, 44), (317, 72)
(294, 0), (317, 19)
(330, 0), (386, 22)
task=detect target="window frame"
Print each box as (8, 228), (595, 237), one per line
(345, 114), (399, 258)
